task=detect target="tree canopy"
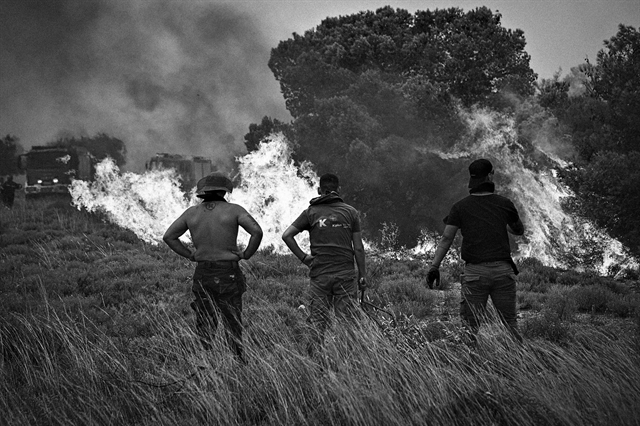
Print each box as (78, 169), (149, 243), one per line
(269, 6), (536, 117)
(546, 25), (640, 255)
(252, 6), (537, 246)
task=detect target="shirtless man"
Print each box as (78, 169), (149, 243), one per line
(163, 172), (263, 361)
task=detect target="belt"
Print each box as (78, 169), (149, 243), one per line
(467, 260), (510, 266)
(467, 260), (518, 275)
(197, 260), (239, 268)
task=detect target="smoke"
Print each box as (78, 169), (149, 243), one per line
(0, 0), (288, 172)
(432, 106), (636, 274)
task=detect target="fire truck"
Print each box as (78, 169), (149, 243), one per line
(19, 146), (94, 197)
(146, 153), (213, 190)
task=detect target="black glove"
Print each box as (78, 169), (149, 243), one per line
(427, 267), (440, 289)
(358, 277), (368, 290)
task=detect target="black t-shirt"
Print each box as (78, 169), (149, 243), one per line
(445, 194), (520, 264)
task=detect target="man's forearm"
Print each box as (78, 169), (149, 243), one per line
(283, 236), (306, 261)
(242, 233), (263, 259)
(431, 238), (453, 268)
(355, 247), (366, 278)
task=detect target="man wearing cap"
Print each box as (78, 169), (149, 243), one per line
(163, 172), (263, 361)
(282, 173), (367, 356)
(427, 159), (525, 344)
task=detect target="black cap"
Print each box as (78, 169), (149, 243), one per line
(468, 159), (493, 189)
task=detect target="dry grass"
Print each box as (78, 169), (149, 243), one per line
(1, 197), (639, 425)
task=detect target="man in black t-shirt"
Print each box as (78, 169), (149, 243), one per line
(427, 159), (524, 343)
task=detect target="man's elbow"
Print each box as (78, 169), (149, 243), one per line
(510, 221), (525, 236)
(282, 228), (294, 241)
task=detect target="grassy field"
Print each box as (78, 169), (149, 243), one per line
(1, 197), (639, 425)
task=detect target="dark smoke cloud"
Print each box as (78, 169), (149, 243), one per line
(0, 0), (289, 172)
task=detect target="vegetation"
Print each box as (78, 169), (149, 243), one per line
(247, 6), (536, 247)
(2, 197), (639, 425)
(248, 10), (640, 259)
(545, 25), (640, 256)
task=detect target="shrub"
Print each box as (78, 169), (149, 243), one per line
(517, 291), (545, 311)
(521, 312), (571, 343)
(543, 286), (578, 321)
(517, 270), (551, 293)
(606, 294), (640, 318)
(570, 285), (614, 313)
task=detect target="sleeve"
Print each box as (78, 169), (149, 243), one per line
(291, 209), (311, 231)
(506, 199), (520, 223)
(351, 210), (361, 233)
(445, 204), (462, 227)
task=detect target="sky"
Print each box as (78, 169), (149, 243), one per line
(1, 0), (638, 172)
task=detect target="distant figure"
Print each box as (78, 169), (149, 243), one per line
(427, 159), (525, 344)
(282, 173), (367, 356)
(1, 176), (22, 209)
(163, 172), (263, 362)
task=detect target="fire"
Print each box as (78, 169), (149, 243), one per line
(230, 134), (317, 252)
(70, 134), (316, 252)
(434, 107), (637, 273)
(70, 158), (191, 244)
(71, 113), (637, 274)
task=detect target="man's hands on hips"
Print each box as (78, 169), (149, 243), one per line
(301, 254), (315, 267)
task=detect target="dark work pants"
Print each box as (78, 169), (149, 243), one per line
(460, 261), (522, 343)
(191, 261), (246, 359)
(307, 270), (358, 356)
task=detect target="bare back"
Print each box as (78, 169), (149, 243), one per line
(184, 200), (247, 261)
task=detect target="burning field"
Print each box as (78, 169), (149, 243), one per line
(2, 1), (639, 422)
(69, 110), (638, 276)
(1, 198), (640, 425)
(1, 128), (640, 425)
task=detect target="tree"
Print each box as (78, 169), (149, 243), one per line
(559, 151), (640, 255)
(0, 135), (23, 176)
(257, 6), (538, 246)
(553, 25), (640, 255)
(244, 116), (291, 152)
(592, 25), (640, 153)
(262, 6), (536, 246)
(269, 6), (536, 117)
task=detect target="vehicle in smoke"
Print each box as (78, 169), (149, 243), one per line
(146, 153), (213, 191)
(19, 145), (94, 197)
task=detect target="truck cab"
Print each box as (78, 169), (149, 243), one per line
(19, 146), (93, 196)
